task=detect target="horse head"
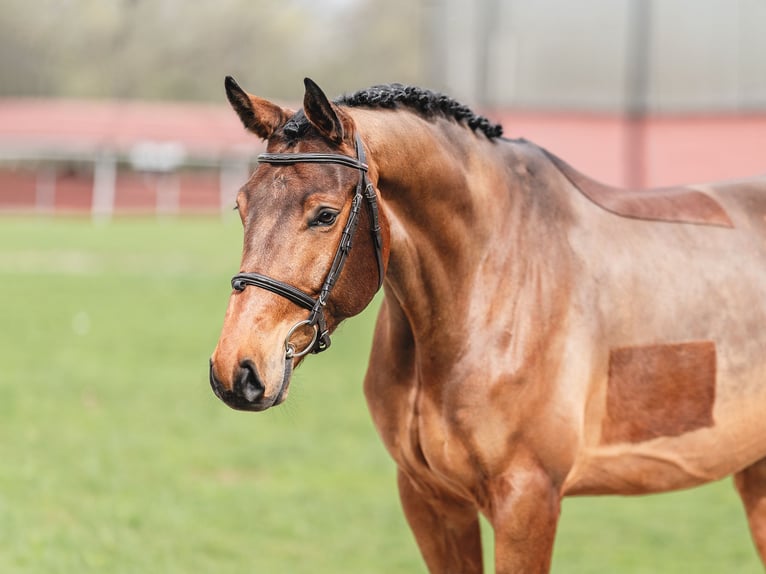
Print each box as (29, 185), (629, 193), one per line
(209, 77), (389, 411)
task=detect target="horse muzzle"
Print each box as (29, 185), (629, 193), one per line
(208, 358), (292, 412)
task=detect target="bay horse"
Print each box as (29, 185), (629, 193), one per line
(209, 76), (766, 573)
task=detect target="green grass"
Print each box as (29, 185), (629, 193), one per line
(0, 216), (761, 573)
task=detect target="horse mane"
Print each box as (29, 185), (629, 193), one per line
(282, 84), (503, 140)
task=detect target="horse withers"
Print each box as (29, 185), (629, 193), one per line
(209, 76), (766, 572)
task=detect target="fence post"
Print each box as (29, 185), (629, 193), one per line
(35, 166), (56, 215)
(624, 0), (652, 189)
(92, 153), (116, 222)
(219, 160), (249, 218)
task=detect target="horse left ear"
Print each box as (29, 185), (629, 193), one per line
(225, 76), (293, 140)
(303, 78), (350, 144)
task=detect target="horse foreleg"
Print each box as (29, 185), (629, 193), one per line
(735, 457), (766, 565)
(397, 469), (483, 574)
(490, 464), (561, 574)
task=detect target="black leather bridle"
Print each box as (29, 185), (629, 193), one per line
(230, 133), (384, 358)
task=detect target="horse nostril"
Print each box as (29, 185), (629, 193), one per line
(236, 360), (265, 403)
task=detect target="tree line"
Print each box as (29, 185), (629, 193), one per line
(0, 0), (426, 102)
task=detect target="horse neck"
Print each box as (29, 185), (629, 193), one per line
(351, 109), (574, 371)
(350, 111), (506, 350)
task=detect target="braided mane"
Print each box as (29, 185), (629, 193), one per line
(283, 83), (503, 140)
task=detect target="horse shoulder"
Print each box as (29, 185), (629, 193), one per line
(363, 297), (421, 469)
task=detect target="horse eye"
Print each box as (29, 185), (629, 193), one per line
(311, 209), (339, 227)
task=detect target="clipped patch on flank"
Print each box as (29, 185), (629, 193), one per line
(601, 341), (716, 444)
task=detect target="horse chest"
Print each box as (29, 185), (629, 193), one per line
(375, 376), (503, 501)
(415, 400), (476, 479)
(364, 307), (527, 500)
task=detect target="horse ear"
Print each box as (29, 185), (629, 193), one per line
(224, 76), (292, 140)
(303, 77), (348, 144)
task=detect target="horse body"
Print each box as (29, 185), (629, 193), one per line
(561, 176), (766, 496)
(356, 108), (766, 569)
(361, 107), (766, 479)
(211, 77), (766, 572)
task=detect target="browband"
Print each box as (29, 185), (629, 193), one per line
(256, 152), (368, 172)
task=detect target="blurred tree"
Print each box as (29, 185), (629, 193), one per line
(0, 0), (426, 101)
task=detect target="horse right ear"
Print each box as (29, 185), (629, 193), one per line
(224, 76), (293, 140)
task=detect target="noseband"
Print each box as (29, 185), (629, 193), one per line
(230, 134), (384, 358)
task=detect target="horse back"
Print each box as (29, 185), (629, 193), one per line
(544, 151), (766, 496)
(543, 148), (766, 230)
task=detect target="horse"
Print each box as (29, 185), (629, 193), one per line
(208, 76), (766, 573)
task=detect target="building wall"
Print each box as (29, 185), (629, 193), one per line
(2, 112), (764, 216)
(0, 166), (233, 216)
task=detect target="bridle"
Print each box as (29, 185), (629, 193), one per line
(230, 133), (384, 359)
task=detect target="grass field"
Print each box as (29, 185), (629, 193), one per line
(0, 216), (761, 573)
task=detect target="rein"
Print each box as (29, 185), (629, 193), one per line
(231, 133), (384, 359)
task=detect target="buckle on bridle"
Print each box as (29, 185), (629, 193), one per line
(284, 319), (319, 359)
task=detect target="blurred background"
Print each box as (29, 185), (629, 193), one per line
(1, 1), (765, 573)
(1, 0), (765, 217)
